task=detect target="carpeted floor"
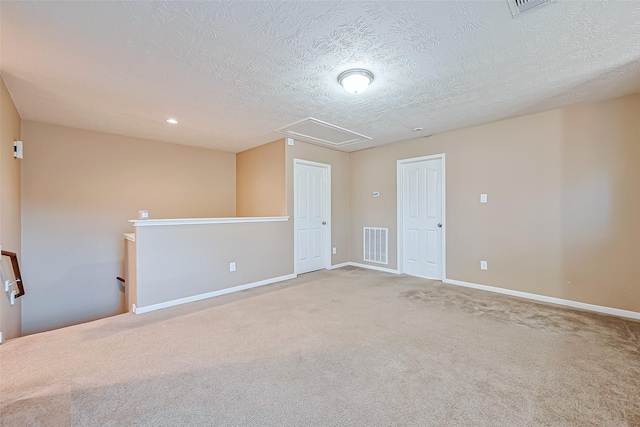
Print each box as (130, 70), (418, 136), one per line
(1, 267), (639, 426)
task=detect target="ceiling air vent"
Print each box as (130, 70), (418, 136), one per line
(508, 0), (551, 17)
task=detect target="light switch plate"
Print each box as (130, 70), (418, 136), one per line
(332, 247), (337, 254)
(480, 260), (488, 270)
(480, 194), (487, 203)
(230, 262), (236, 272)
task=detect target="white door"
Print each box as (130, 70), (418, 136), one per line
(295, 161), (328, 274)
(401, 158), (443, 279)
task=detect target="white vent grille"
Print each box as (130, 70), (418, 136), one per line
(363, 227), (388, 265)
(508, 0), (551, 17)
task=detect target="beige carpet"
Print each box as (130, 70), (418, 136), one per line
(1, 267), (639, 426)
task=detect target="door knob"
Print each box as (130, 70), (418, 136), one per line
(437, 223), (442, 227)
(322, 221), (327, 225)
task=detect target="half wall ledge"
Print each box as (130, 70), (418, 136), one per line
(129, 216), (289, 227)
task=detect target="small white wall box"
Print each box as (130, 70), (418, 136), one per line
(373, 192), (380, 197)
(138, 210), (149, 220)
(480, 194), (487, 203)
(14, 140), (23, 159)
(286, 138), (294, 146)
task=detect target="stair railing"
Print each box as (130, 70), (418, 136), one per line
(1, 250), (25, 298)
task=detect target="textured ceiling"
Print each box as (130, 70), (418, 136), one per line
(1, 1), (639, 153)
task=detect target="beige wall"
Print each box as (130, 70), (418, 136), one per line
(135, 220), (292, 308)
(124, 238), (137, 311)
(21, 122), (236, 334)
(287, 140), (350, 266)
(350, 93), (640, 312)
(131, 138), (350, 311)
(236, 139), (286, 217)
(0, 77), (22, 340)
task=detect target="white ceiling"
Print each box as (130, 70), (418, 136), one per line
(1, 1), (639, 153)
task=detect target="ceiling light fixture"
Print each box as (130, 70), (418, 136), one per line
(338, 69), (374, 94)
(166, 118), (178, 124)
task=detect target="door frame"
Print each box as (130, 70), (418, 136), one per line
(293, 158), (332, 275)
(397, 154), (446, 280)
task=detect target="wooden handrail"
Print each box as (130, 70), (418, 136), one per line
(1, 250), (25, 298)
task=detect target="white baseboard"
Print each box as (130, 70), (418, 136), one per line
(134, 273), (297, 315)
(345, 262), (401, 275)
(443, 278), (640, 321)
(329, 262), (350, 270)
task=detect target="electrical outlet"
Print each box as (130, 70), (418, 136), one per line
(138, 210), (149, 220)
(480, 261), (488, 270)
(332, 247), (337, 255)
(229, 262), (236, 272)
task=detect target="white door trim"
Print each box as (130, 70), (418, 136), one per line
(293, 158), (332, 275)
(397, 154), (446, 280)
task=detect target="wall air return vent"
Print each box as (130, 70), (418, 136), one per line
(276, 117), (372, 148)
(508, 0), (552, 17)
(363, 227), (388, 265)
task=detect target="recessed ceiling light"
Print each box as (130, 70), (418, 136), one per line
(338, 69), (374, 94)
(166, 118), (178, 124)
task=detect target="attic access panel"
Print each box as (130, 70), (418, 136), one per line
(276, 117), (372, 148)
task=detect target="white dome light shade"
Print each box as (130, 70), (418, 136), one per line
(338, 69), (374, 94)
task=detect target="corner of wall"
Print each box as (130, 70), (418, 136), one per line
(0, 76), (23, 256)
(0, 76), (23, 340)
(236, 138), (287, 217)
